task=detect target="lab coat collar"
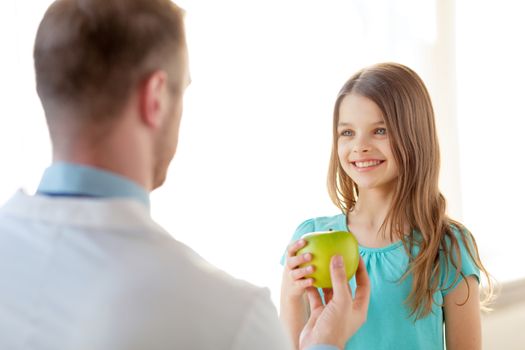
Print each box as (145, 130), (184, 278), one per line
(1, 190), (167, 235)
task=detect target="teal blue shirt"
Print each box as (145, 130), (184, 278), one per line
(37, 162), (150, 209)
(282, 214), (480, 350)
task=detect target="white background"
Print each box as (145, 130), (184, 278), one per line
(1, 0), (523, 308)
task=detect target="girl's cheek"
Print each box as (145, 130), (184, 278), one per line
(337, 147), (346, 162)
(338, 141), (351, 159)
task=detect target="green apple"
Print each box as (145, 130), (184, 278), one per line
(297, 230), (359, 288)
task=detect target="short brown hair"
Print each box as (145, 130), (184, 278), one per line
(34, 0), (186, 121)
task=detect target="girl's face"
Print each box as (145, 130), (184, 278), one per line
(337, 93), (398, 191)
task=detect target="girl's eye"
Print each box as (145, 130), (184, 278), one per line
(341, 130), (354, 137)
(375, 128), (387, 135)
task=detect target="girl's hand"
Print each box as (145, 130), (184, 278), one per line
(282, 239), (316, 299)
(280, 239), (314, 348)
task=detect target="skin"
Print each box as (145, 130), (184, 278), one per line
(280, 239), (315, 349)
(281, 93), (481, 348)
(281, 240), (370, 350)
(50, 50), (191, 192)
(280, 93), (390, 346)
(444, 276), (482, 349)
(336, 93), (400, 248)
(340, 94), (481, 348)
(300, 256), (370, 350)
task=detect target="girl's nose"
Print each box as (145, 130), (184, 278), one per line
(353, 144), (370, 153)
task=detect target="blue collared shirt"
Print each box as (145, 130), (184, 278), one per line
(37, 162), (150, 210)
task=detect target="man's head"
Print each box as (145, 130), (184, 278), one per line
(34, 0), (189, 190)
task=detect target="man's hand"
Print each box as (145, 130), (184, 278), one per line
(299, 256), (370, 350)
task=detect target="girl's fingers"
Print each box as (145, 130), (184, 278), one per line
(290, 264), (315, 280)
(298, 278), (315, 288)
(286, 252), (312, 270)
(286, 239), (307, 258)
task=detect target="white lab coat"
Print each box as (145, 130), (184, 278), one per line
(0, 191), (292, 350)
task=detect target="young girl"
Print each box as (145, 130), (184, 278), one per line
(280, 63), (493, 350)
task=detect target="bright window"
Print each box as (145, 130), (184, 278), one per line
(456, 0), (525, 283)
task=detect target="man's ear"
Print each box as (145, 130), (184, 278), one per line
(139, 70), (169, 129)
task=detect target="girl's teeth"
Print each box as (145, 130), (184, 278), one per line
(355, 160), (381, 168)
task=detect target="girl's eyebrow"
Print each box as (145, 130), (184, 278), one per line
(338, 120), (385, 127)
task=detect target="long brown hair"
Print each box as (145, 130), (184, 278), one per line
(327, 62), (494, 319)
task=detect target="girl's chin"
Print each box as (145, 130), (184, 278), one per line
(352, 179), (398, 191)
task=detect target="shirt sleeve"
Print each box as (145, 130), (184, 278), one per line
(280, 218), (316, 266)
(230, 289), (292, 350)
(440, 225), (481, 296)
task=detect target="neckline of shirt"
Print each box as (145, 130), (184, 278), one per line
(337, 213), (404, 253)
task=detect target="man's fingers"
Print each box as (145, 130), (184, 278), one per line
(353, 257), (371, 306)
(329, 255), (350, 298)
(354, 257), (370, 289)
(301, 304), (323, 339)
(322, 288), (334, 304)
(306, 287), (323, 311)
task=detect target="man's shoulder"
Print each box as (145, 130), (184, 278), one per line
(96, 229), (272, 348)
(0, 191), (268, 339)
(132, 236), (263, 298)
(0, 195), (290, 349)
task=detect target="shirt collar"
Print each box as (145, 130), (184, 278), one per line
(37, 162), (150, 210)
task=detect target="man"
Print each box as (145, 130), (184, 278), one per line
(0, 0), (370, 349)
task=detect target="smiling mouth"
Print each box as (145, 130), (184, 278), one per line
(352, 160), (384, 169)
